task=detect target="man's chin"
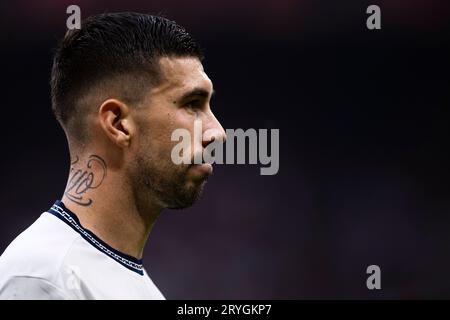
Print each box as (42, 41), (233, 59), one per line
(166, 180), (207, 210)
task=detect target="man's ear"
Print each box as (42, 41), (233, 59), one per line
(98, 99), (134, 148)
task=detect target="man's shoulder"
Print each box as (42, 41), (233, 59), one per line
(0, 211), (80, 282)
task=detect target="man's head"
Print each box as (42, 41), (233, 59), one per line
(51, 12), (226, 211)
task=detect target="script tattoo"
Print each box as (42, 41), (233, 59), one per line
(64, 155), (107, 206)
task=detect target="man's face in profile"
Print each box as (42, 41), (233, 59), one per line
(129, 56), (226, 209)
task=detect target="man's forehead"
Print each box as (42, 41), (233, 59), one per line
(152, 56), (213, 97)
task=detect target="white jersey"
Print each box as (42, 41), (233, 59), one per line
(0, 201), (165, 300)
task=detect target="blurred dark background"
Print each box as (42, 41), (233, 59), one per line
(1, 0), (450, 299)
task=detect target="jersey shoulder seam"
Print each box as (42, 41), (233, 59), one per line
(55, 232), (83, 279)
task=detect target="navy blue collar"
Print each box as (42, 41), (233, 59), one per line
(48, 200), (144, 276)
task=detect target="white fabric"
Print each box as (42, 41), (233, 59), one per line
(0, 211), (165, 300)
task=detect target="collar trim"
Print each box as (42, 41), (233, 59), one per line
(48, 200), (144, 276)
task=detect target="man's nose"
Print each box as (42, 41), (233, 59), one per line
(202, 112), (226, 149)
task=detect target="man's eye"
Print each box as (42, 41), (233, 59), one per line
(184, 100), (201, 109)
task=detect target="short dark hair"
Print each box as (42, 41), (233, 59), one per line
(50, 12), (203, 141)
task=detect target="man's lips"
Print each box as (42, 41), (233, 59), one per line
(189, 163), (213, 177)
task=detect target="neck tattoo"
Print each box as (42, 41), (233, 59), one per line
(64, 154), (107, 206)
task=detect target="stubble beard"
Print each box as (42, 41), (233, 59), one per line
(132, 152), (207, 210)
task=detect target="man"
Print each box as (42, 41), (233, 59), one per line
(0, 12), (226, 299)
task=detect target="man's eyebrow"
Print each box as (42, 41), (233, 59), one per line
(179, 88), (215, 101)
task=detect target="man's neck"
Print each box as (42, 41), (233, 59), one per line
(61, 153), (162, 259)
